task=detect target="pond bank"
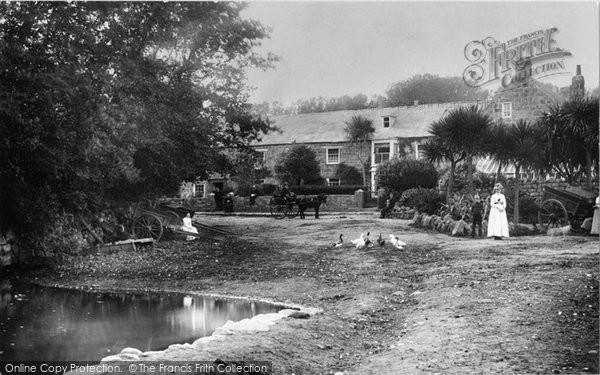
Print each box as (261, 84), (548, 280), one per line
(17, 216), (600, 374)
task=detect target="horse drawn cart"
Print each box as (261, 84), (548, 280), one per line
(537, 186), (595, 232)
(269, 194), (327, 219)
(269, 195), (300, 219)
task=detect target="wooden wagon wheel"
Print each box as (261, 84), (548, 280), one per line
(538, 199), (569, 231)
(164, 210), (182, 226)
(132, 213), (164, 241)
(269, 197), (287, 220)
(285, 201), (300, 218)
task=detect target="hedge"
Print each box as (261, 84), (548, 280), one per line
(287, 185), (368, 195)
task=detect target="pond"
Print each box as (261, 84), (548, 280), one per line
(0, 280), (285, 361)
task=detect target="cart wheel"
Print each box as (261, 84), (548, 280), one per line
(164, 210), (182, 226)
(270, 197), (287, 220)
(132, 213), (164, 241)
(286, 203), (300, 218)
(538, 199), (569, 231)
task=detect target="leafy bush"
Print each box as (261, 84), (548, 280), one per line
(504, 190), (540, 224)
(260, 183), (278, 196)
(335, 163), (363, 185)
(235, 185), (252, 197)
(38, 216), (88, 256)
(376, 159), (438, 192)
(438, 164), (510, 193)
(399, 187), (443, 214)
(289, 185), (368, 195)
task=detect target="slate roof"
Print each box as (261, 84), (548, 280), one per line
(253, 105), (454, 145)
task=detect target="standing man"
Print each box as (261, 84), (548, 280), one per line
(471, 195), (483, 238)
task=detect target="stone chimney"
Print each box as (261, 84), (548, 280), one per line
(570, 65), (585, 100)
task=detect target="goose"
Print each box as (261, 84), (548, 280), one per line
(377, 233), (386, 247)
(389, 234), (406, 250)
(364, 232), (374, 248)
(332, 234), (344, 248)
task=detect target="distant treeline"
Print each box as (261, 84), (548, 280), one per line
(252, 74), (489, 115)
(252, 93), (386, 116)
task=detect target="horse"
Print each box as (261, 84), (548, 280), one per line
(297, 194), (327, 219)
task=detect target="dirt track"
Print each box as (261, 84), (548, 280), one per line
(28, 214), (599, 374)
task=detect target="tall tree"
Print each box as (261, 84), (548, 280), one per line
(386, 74), (488, 107)
(273, 144), (323, 186)
(539, 96), (599, 189)
(486, 120), (516, 181)
(0, 2), (276, 236)
(421, 106), (489, 201)
(344, 115), (375, 187)
(559, 96), (599, 191)
(507, 120), (546, 223)
(455, 106), (493, 194)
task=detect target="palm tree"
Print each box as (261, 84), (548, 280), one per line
(421, 117), (465, 202)
(539, 96), (599, 189)
(457, 106), (494, 193)
(507, 120), (546, 223)
(560, 96), (599, 191)
(421, 105), (492, 201)
(345, 115), (375, 187)
(486, 120), (515, 181)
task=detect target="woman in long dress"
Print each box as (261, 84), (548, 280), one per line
(487, 183), (510, 240)
(591, 196), (599, 235)
(182, 212), (198, 241)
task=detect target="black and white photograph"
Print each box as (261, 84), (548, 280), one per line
(0, 1), (598, 374)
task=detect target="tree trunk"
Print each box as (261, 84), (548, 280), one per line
(447, 161), (456, 204)
(466, 155), (474, 194)
(357, 143), (369, 188)
(514, 164), (520, 224)
(585, 148), (593, 191)
(496, 161), (503, 182)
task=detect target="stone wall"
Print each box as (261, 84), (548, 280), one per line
(516, 179), (571, 201)
(162, 193), (362, 214)
(452, 178), (597, 203)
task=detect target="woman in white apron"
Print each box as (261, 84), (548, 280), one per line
(487, 183), (510, 240)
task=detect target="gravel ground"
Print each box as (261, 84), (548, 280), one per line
(22, 214), (599, 374)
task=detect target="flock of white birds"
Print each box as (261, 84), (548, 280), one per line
(331, 232), (406, 250)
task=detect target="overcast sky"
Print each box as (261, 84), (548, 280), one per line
(242, 1), (599, 105)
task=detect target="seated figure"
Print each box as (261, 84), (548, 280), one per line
(181, 212), (198, 241)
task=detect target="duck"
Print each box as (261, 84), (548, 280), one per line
(332, 234), (344, 248)
(389, 234), (406, 250)
(377, 233), (385, 247)
(350, 233), (367, 248)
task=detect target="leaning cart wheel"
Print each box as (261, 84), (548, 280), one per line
(132, 213), (164, 241)
(285, 202), (300, 218)
(164, 210), (182, 227)
(270, 197), (287, 220)
(538, 199), (569, 231)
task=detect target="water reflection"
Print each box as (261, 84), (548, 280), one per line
(0, 280), (283, 361)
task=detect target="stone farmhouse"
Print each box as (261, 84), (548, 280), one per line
(251, 105), (448, 190)
(184, 67), (586, 198)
